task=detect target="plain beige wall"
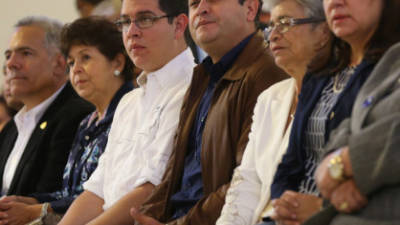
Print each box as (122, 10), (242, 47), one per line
(0, 0), (79, 92)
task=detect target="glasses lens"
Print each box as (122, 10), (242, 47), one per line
(137, 17), (155, 29)
(115, 18), (130, 32)
(266, 22), (274, 33)
(278, 18), (292, 33)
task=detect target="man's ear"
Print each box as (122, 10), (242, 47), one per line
(174, 13), (189, 40)
(53, 52), (67, 78)
(245, 0), (260, 22)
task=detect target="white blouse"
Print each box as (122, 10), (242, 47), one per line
(216, 78), (296, 225)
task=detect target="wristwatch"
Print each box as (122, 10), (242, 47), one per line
(328, 150), (345, 181)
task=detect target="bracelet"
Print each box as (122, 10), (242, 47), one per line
(40, 203), (50, 219)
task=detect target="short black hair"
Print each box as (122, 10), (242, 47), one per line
(159, 0), (193, 47)
(78, 0), (104, 6)
(0, 96), (17, 117)
(61, 16), (134, 82)
(119, 0), (192, 46)
(159, 0), (188, 23)
(239, 0), (263, 27)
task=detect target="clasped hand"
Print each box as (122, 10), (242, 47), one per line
(315, 147), (368, 213)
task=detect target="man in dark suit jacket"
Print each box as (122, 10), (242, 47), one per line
(0, 16), (92, 197)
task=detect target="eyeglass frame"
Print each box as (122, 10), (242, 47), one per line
(265, 17), (325, 35)
(115, 13), (178, 31)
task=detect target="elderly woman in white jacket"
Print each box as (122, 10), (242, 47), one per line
(216, 0), (332, 224)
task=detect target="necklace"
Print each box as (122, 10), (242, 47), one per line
(289, 92), (298, 120)
(333, 66), (356, 93)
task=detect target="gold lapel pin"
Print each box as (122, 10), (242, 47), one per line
(40, 121), (47, 130)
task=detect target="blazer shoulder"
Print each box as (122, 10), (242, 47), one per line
(41, 83), (93, 123)
(0, 121), (17, 147)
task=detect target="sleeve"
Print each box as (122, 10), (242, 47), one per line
(270, 122), (304, 199)
(31, 190), (76, 214)
(216, 120), (261, 225)
(138, 146), (177, 222)
(48, 196), (75, 214)
(349, 112), (400, 195)
(216, 94), (264, 225)
(217, 81), (295, 225)
(82, 94), (129, 199)
(138, 85), (192, 223)
(322, 118), (352, 154)
(133, 90), (186, 187)
(31, 191), (60, 203)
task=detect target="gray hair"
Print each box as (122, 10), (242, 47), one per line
(264, 0), (325, 19)
(14, 16), (64, 54)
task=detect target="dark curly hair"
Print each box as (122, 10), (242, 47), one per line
(77, 0), (104, 6)
(61, 16), (134, 82)
(159, 0), (194, 47)
(239, 0), (263, 27)
(0, 96), (17, 117)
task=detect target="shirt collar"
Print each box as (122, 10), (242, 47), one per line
(14, 83), (66, 130)
(106, 82), (134, 114)
(203, 33), (255, 82)
(136, 48), (195, 90)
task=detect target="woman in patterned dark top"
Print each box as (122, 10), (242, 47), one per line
(0, 17), (134, 225)
(269, 0), (400, 225)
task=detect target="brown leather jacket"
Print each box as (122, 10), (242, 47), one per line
(139, 31), (288, 225)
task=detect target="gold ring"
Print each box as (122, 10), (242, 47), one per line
(339, 201), (348, 211)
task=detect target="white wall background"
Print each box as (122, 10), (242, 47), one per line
(0, 0), (79, 91)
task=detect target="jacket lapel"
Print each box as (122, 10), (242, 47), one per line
(0, 122), (18, 192)
(352, 59), (400, 131)
(7, 83), (73, 194)
(223, 31), (268, 81)
(7, 125), (46, 194)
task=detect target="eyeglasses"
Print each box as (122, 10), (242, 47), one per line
(115, 13), (176, 32)
(265, 17), (325, 34)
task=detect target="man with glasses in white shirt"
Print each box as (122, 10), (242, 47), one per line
(59, 0), (195, 224)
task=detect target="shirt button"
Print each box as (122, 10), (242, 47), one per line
(330, 112), (335, 120)
(85, 135), (90, 140)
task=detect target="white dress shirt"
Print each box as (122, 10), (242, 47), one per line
(83, 49), (195, 210)
(1, 84), (65, 195)
(216, 78), (296, 225)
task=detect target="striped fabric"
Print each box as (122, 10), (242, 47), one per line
(298, 67), (354, 195)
